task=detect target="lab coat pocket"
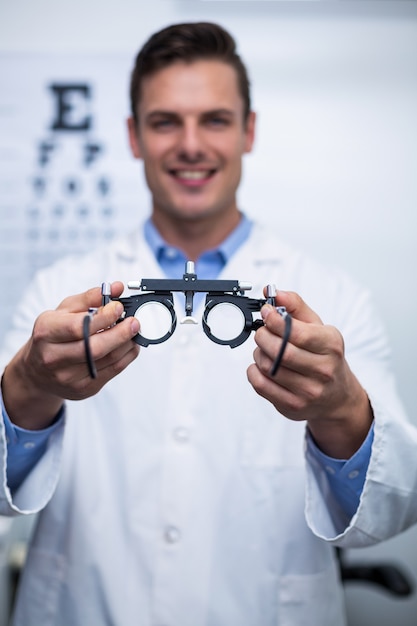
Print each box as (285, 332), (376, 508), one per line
(12, 547), (66, 626)
(277, 568), (346, 626)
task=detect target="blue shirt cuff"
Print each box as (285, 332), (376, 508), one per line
(1, 389), (65, 491)
(306, 422), (374, 519)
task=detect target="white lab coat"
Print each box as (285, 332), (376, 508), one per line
(1, 221), (417, 626)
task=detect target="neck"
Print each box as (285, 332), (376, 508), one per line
(151, 210), (242, 261)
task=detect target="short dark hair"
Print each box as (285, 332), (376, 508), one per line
(130, 22), (251, 123)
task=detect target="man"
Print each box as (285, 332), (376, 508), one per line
(1, 22), (416, 626)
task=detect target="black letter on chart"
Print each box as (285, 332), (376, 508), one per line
(49, 83), (92, 132)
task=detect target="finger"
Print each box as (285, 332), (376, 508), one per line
(57, 282), (125, 313)
(94, 338), (140, 377)
(86, 316), (140, 361)
(264, 289), (323, 325)
(40, 318), (139, 383)
(35, 279), (131, 344)
(246, 363), (305, 420)
(81, 321), (140, 382)
(252, 338), (314, 380)
(251, 329), (314, 387)
(253, 343), (321, 390)
(260, 305), (337, 356)
(34, 296), (138, 347)
(35, 301), (124, 344)
(87, 301), (128, 336)
(254, 324), (307, 369)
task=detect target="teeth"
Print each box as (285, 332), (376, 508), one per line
(175, 170), (210, 180)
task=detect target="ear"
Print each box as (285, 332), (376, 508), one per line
(127, 116), (142, 160)
(243, 111), (256, 154)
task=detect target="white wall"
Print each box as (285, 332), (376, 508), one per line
(0, 2), (416, 625)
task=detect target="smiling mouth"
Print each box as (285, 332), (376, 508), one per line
(170, 169), (216, 181)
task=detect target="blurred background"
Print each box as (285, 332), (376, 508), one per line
(0, 1), (416, 624)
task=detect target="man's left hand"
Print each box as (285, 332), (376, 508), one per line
(247, 290), (373, 459)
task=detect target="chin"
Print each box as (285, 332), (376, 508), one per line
(166, 201), (218, 221)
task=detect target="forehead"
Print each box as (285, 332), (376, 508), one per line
(138, 60), (244, 116)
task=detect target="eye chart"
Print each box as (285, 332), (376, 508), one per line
(0, 53), (149, 341)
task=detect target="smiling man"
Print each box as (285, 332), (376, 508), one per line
(127, 56), (255, 258)
(1, 22), (417, 626)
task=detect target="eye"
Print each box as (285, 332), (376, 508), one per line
(153, 120), (172, 129)
(149, 117), (178, 131)
(206, 116), (230, 128)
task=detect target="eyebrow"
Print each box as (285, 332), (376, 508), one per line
(201, 108), (235, 119)
(144, 108), (236, 121)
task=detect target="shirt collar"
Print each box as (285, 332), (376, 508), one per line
(143, 213), (253, 265)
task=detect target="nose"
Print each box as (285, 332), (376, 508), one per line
(177, 120), (206, 162)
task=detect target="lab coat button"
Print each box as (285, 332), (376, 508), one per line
(165, 526), (181, 543)
(173, 427), (190, 443)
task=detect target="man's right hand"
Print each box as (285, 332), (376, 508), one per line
(1, 282), (140, 430)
